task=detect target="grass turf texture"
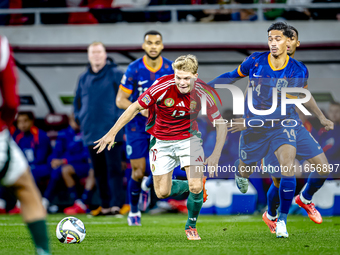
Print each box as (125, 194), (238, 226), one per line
(0, 214), (339, 255)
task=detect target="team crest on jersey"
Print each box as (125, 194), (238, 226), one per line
(164, 98), (174, 107)
(141, 94), (151, 105)
(151, 164), (155, 172)
(276, 78), (288, 91)
(190, 101), (197, 111)
(241, 150), (247, 160)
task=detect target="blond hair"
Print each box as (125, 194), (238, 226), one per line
(87, 41), (106, 52)
(172, 54), (198, 74)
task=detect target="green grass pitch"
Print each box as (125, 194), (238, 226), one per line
(1, 214), (339, 255)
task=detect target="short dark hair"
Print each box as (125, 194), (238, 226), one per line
(288, 25), (299, 39)
(17, 111), (35, 120)
(267, 22), (293, 38)
(144, 30), (162, 40)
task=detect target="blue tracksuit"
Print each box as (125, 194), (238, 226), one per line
(73, 60), (124, 145)
(13, 127), (51, 184)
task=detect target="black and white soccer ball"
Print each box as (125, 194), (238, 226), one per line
(56, 217), (86, 244)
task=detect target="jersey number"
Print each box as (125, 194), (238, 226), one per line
(251, 81), (261, 96)
(151, 149), (158, 162)
(283, 129), (296, 140)
(171, 110), (185, 117)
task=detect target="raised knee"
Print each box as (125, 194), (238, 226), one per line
(189, 183), (202, 194)
(61, 165), (73, 175)
(155, 188), (170, 199)
(132, 168), (144, 181)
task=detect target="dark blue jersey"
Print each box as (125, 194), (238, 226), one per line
(13, 127), (51, 166)
(208, 52), (309, 129)
(120, 56), (173, 136)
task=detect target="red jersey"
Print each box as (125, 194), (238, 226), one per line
(0, 36), (19, 131)
(137, 74), (221, 140)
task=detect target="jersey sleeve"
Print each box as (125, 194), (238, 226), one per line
(238, 53), (256, 77)
(137, 80), (160, 109)
(0, 36), (19, 127)
(119, 65), (135, 94)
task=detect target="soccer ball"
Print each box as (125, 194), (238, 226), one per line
(56, 217), (86, 244)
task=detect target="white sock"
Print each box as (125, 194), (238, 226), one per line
(300, 193), (311, 204)
(267, 211), (277, 221)
(128, 211), (141, 217)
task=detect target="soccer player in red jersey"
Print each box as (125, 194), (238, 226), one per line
(95, 54), (227, 240)
(0, 36), (50, 254)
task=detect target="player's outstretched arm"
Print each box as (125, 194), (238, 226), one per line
(302, 94), (334, 131)
(204, 117), (228, 178)
(94, 101), (144, 153)
(207, 68), (243, 88)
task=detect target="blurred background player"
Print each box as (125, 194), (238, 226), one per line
(94, 54), (227, 240)
(262, 25), (334, 234)
(117, 30), (173, 225)
(10, 111), (51, 213)
(74, 41), (125, 216)
(41, 114), (92, 214)
(13, 111), (52, 190)
(0, 35), (50, 255)
(319, 102), (340, 175)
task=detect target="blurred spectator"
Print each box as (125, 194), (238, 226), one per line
(310, 0), (340, 20)
(231, 0), (257, 21)
(0, 0), (9, 25)
(66, 0), (98, 24)
(319, 102), (340, 174)
(13, 111), (52, 189)
(282, 0), (312, 20)
(74, 41), (125, 216)
(255, 0), (286, 21)
(41, 114), (92, 213)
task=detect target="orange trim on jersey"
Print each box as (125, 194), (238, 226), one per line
(268, 54), (289, 71)
(142, 55), (163, 73)
(119, 84), (133, 94)
(304, 84), (308, 89)
(286, 93), (298, 99)
(237, 65), (246, 77)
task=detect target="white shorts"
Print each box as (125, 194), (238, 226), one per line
(149, 135), (204, 176)
(0, 129), (28, 186)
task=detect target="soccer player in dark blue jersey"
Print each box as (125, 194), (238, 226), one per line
(208, 22), (333, 238)
(260, 26), (334, 234)
(116, 30), (173, 226)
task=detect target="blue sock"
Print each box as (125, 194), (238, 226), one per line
(128, 179), (141, 213)
(267, 182), (280, 217)
(278, 176), (296, 224)
(302, 171), (327, 201)
(68, 186), (78, 201)
(43, 167), (62, 202)
(146, 175), (153, 188)
(81, 189), (93, 205)
(234, 159), (241, 177)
